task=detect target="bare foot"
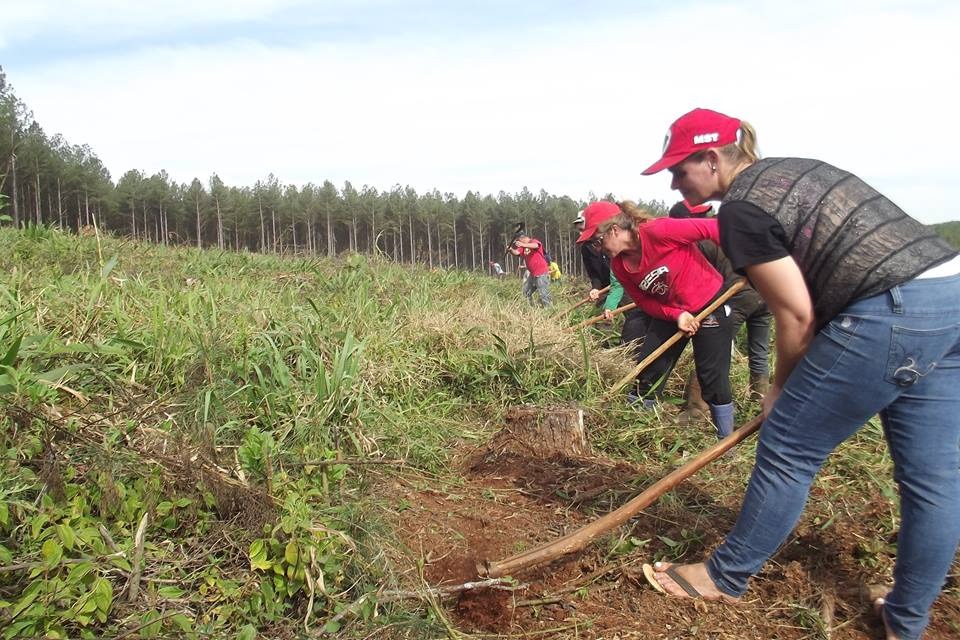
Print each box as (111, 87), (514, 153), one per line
(647, 561), (740, 603)
(873, 598), (900, 640)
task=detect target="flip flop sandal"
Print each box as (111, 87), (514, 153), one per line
(642, 563), (704, 598)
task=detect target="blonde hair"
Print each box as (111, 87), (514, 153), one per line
(718, 120), (760, 165)
(597, 200), (655, 234)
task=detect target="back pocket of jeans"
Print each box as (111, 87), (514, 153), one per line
(884, 324), (960, 387)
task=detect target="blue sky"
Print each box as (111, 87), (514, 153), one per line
(2, 0), (957, 223)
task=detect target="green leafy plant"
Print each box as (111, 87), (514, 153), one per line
(238, 425), (275, 481)
(0, 488), (122, 638)
(246, 489), (352, 631)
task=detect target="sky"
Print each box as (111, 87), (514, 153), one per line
(2, 0), (958, 224)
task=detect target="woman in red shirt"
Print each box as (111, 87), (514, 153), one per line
(577, 200), (735, 437)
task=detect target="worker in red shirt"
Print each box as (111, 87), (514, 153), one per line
(577, 200), (735, 438)
(508, 232), (552, 307)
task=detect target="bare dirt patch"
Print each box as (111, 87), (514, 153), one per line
(380, 425), (960, 639)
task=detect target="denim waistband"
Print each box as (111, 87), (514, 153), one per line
(881, 271), (960, 316)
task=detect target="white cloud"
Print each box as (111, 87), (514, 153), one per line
(7, 1), (960, 223)
(0, 0), (305, 42)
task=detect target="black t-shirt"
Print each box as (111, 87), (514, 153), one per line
(717, 200), (790, 274)
(580, 243), (611, 289)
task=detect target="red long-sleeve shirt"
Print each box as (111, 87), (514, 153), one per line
(611, 217), (722, 321)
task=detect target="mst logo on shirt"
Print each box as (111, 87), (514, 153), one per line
(640, 265), (670, 297)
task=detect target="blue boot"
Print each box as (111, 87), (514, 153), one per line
(709, 402), (735, 439)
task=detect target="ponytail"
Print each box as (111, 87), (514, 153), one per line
(719, 120), (760, 165)
(597, 200), (655, 233)
(619, 200), (656, 224)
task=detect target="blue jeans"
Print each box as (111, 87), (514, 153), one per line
(706, 274), (960, 640)
(523, 273), (551, 307)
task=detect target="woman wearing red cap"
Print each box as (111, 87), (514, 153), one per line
(641, 108), (960, 640)
(576, 200), (737, 439)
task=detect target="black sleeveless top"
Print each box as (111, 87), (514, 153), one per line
(719, 157), (957, 327)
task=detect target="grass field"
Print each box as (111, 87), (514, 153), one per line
(1, 226), (956, 639)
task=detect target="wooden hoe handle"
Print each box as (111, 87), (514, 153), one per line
(479, 414), (763, 578)
(565, 301), (637, 332)
(605, 279), (746, 398)
(556, 285), (611, 321)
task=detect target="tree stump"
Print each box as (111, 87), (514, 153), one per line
(489, 405), (591, 459)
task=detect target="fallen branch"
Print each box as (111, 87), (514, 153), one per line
(319, 577), (523, 634)
(821, 591), (836, 639)
(516, 596), (563, 607)
(517, 580), (621, 608)
(480, 414), (763, 578)
(0, 551), (126, 574)
(282, 458), (405, 469)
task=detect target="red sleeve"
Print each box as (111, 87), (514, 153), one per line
(645, 301), (687, 322)
(650, 217), (720, 247)
(635, 298), (686, 322)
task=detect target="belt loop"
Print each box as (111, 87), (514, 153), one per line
(888, 285), (903, 314)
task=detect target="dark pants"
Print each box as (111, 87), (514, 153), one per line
(621, 308), (650, 346)
(729, 289), (772, 378)
(630, 306), (734, 405)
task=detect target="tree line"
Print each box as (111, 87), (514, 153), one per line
(0, 66), (671, 280)
(932, 222), (960, 251)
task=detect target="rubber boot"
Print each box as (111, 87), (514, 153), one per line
(709, 402), (735, 439)
(749, 373), (770, 401)
(676, 372), (709, 426)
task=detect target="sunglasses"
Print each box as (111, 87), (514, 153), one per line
(588, 233), (605, 248)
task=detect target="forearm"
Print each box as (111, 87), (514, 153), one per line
(743, 257), (816, 389)
(771, 312), (815, 388)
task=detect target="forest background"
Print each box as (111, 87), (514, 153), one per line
(5, 65), (956, 271)
(0, 66), (672, 279)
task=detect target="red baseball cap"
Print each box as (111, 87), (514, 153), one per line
(575, 201), (620, 244)
(641, 108), (741, 175)
(671, 199), (713, 217)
